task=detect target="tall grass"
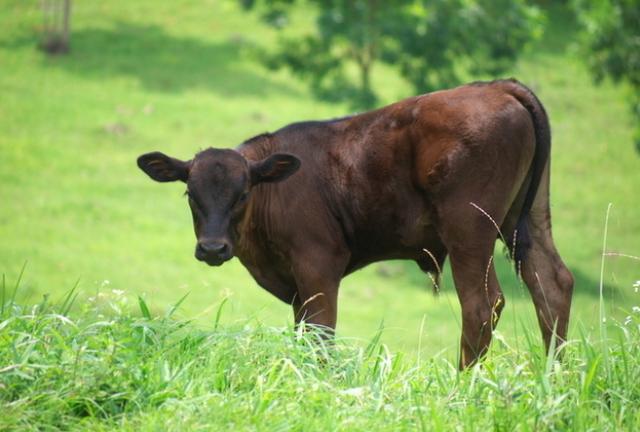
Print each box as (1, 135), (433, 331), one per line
(1, 275), (639, 431)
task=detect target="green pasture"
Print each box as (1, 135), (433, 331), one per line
(2, 290), (640, 430)
(1, 0), (639, 361)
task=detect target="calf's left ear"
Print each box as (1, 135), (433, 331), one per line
(137, 151), (190, 183)
(250, 153), (301, 185)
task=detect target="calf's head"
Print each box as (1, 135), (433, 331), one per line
(137, 148), (300, 266)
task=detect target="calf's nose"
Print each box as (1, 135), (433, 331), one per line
(200, 242), (227, 254)
(195, 241), (231, 262)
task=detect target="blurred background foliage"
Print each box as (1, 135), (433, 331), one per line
(239, 0), (640, 150)
(241, 0), (544, 108)
(574, 0), (640, 151)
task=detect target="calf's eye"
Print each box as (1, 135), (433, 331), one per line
(237, 192), (249, 205)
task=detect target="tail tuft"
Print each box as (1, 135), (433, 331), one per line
(513, 215), (532, 265)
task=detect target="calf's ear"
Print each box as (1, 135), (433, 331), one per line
(250, 153), (301, 185)
(137, 152), (190, 183)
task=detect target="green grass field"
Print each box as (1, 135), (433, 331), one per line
(2, 289), (640, 430)
(1, 1), (639, 429)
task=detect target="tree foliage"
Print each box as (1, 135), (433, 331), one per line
(575, 0), (640, 151)
(241, 0), (543, 108)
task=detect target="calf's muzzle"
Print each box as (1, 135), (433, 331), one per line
(195, 240), (232, 265)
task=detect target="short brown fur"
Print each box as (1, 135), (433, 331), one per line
(137, 79), (573, 368)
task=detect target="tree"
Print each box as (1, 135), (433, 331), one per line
(575, 0), (640, 152)
(241, 0), (543, 108)
(40, 0), (72, 54)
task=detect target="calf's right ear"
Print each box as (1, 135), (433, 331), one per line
(137, 152), (190, 183)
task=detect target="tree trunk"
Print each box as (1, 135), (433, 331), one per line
(40, 0), (71, 54)
(359, 60), (375, 109)
(62, 0), (71, 48)
(358, 0), (378, 109)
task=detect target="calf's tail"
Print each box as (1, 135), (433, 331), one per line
(500, 79), (551, 265)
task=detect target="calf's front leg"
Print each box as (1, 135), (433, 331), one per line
(290, 250), (348, 334)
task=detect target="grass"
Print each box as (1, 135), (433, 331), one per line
(2, 282), (640, 431)
(0, 1), (638, 354)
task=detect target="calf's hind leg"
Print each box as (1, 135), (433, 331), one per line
(507, 163), (574, 351)
(519, 213), (574, 351)
(448, 239), (506, 369)
(438, 202), (508, 369)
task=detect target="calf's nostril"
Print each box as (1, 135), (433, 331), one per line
(195, 243), (206, 260)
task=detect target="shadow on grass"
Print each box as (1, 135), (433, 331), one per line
(27, 21), (301, 98)
(384, 254), (617, 300)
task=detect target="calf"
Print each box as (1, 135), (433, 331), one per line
(137, 79), (573, 368)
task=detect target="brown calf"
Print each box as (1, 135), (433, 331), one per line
(137, 79), (573, 368)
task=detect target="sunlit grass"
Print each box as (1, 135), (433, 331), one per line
(1, 278), (639, 431)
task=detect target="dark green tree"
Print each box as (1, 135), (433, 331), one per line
(575, 0), (640, 152)
(241, 0), (543, 108)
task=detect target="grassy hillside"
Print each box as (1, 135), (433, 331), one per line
(2, 290), (640, 430)
(1, 0), (639, 362)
